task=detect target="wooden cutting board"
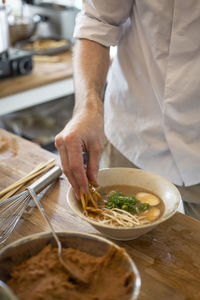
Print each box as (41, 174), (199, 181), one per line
(0, 128), (57, 190)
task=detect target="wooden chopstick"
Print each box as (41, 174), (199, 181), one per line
(0, 159), (55, 201)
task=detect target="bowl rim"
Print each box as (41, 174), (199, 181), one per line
(67, 167), (181, 231)
(0, 231), (141, 300)
(0, 280), (18, 300)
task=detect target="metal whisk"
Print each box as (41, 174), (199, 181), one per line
(0, 165), (62, 245)
(0, 165), (87, 283)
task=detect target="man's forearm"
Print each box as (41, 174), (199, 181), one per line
(73, 39), (110, 113)
(55, 39), (109, 195)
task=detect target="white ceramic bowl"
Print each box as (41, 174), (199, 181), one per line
(0, 231), (141, 300)
(67, 168), (181, 240)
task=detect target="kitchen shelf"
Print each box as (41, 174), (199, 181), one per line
(0, 77), (74, 116)
(0, 50), (74, 115)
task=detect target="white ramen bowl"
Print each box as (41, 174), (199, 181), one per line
(67, 168), (181, 240)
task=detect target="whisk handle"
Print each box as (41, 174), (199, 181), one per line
(29, 165), (62, 194)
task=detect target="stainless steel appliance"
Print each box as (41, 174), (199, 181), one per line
(9, 14), (48, 44)
(0, 3), (33, 79)
(23, 1), (79, 41)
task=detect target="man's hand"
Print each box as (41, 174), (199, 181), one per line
(55, 102), (104, 199)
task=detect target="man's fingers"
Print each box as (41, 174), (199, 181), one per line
(65, 136), (88, 194)
(86, 142), (103, 183)
(55, 134), (81, 198)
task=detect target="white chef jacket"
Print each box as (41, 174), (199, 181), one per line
(74, 0), (200, 187)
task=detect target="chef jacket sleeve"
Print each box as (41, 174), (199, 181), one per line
(73, 0), (134, 47)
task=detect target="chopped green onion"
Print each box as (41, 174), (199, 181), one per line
(105, 191), (146, 214)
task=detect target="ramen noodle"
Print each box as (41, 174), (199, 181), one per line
(81, 182), (165, 227)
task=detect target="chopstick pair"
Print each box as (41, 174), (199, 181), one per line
(0, 159), (56, 202)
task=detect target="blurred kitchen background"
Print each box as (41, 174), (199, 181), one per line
(0, 0), (82, 152)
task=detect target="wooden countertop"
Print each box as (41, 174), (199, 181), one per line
(0, 51), (73, 98)
(1, 128), (200, 300)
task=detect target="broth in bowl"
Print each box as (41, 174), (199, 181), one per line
(82, 184), (165, 228)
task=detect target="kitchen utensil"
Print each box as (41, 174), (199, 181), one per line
(15, 36), (71, 56)
(0, 159), (55, 200)
(0, 48), (33, 79)
(0, 165), (62, 245)
(0, 3), (9, 54)
(23, 1), (79, 41)
(27, 187), (87, 283)
(8, 14), (47, 44)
